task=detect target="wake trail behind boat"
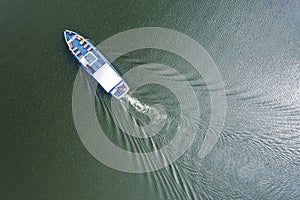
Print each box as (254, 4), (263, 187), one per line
(122, 94), (151, 113)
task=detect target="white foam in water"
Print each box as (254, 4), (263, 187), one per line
(123, 94), (151, 114)
(113, 94), (168, 138)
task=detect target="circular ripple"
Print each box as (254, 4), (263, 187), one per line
(72, 27), (227, 173)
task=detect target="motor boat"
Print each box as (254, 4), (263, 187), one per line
(64, 30), (129, 98)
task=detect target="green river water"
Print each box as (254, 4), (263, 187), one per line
(1, 0), (300, 199)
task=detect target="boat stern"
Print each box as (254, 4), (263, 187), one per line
(111, 81), (130, 99)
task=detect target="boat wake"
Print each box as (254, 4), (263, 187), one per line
(104, 93), (169, 139)
(122, 94), (151, 114)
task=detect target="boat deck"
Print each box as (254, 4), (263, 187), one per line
(66, 35), (93, 59)
(71, 37), (89, 58)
